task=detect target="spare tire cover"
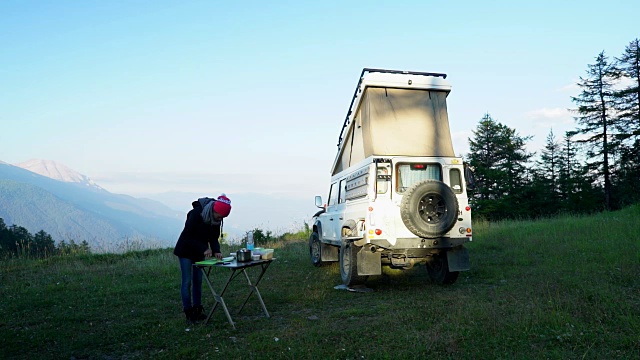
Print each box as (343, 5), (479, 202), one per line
(400, 180), (459, 238)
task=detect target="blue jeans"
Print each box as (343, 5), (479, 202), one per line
(179, 257), (202, 310)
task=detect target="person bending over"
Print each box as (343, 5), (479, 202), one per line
(173, 193), (231, 323)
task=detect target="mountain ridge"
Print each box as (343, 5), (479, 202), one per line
(0, 161), (183, 251)
(15, 159), (104, 191)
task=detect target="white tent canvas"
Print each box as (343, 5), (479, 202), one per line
(333, 87), (455, 175)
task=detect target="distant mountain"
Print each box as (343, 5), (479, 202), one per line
(15, 159), (104, 191)
(0, 161), (183, 252)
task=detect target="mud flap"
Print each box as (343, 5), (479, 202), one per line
(447, 247), (470, 272)
(321, 242), (339, 261)
(357, 248), (381, 275)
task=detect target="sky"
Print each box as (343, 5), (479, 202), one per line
(1, 1), (639, 205)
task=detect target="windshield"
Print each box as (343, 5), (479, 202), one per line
(396, 163), (441, 193)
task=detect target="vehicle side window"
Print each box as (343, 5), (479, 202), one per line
(377, 167), (389, 194)
(328, 183), (339, 206)
(449, 168), (463, 193)
(339, 179), (347, 203)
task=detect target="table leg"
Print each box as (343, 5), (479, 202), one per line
(238, 262), (272, 318)
(199, 266), (237, 329)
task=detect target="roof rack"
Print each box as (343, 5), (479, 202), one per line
(337, 68), (448, 146)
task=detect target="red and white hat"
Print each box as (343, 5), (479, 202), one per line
(213, 194), (232, 217)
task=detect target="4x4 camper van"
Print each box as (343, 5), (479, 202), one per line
(310, 68), (473, 286)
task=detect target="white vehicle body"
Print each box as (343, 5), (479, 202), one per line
(310, 69), (473, 286)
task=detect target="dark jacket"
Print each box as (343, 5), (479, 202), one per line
(173, 203), (221, 262)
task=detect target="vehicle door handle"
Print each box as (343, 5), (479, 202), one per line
(339, 217), (343, 220)
(329, 218), (334, 221)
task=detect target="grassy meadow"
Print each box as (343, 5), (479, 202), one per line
(1, 206), (639, 359)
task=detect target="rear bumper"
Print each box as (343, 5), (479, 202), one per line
(370, 236), (470, 250)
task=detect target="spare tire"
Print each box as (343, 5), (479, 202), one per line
(400, 180), (459, 238)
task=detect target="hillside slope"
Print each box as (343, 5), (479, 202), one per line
(0, 163), (182, 250)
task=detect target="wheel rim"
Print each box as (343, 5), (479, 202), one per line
(418, 193), (447, 224)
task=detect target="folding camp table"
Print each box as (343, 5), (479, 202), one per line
(194, 258), (274, 329)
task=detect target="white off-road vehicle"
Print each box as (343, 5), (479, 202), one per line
(310, 68), (473, 286)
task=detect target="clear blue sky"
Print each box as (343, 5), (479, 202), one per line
(1, 0), (638, 199)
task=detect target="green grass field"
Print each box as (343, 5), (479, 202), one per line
(1, 206), (639, 359)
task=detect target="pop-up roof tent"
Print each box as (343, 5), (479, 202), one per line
(331, 69), (456, 176)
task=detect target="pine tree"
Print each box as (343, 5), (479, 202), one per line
(529, 129), (562, 215)
(467, 113), (533, 219)
(571, 51), (619, 210)
(467, 113), (507, 203)
(0, 218), (9, 254)
(34, 230), (56, 257)
(536, 129), (561, 193)
(613, 38), (640, 142)
(558, 132), (599, 213)
(610, 39), (640, 206)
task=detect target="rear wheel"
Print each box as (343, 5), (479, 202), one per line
(309, 231), (323, 267)
(340, 240), (368, 286)
(426, 252), (459, 285)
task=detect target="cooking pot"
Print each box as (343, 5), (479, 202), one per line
(236, 248), (252, 262)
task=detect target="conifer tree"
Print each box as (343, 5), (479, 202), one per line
(613, 38), (640, 143)
(571, 51), (618, 210)
(558, 132), (598, 212)
(536, 129), (561, 194)
(34, 230), (56, 257)
(467, 113), (507, 203)
(467, 113), (533, 219)
(528, 129), (562, 215)
(610, 39), (640, 206)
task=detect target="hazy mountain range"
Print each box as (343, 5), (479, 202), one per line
(0, 160), (183, 251)
(0, 159), (319, 252)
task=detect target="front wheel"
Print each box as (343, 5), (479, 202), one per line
(340, 241), (368, 286)
(309, 231), (323, 267)
(426, 252), (459, 285)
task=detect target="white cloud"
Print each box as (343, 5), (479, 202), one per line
(525, 107), (574, 133)
(526, 107), (570, 120)
(556, 82), (580, 93)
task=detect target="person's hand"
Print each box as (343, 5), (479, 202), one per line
(214, 252), (223, 260)
(204, 249), (212, 258)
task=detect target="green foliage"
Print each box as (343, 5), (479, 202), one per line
(613, 38), (640, 141)
(1, 208), (639, 359)
(244, 223), (312, 248)
(468, 37), (640, 220)
(467, 113), (534, 220)
(571, 51), (619, 209)
(0, 218), (90, 259)
(609, 38), (640, 207)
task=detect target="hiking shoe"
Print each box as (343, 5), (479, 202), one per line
(191, 305), (207, 321)
(184, 307), (195, 324)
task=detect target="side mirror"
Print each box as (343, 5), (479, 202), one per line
(314, 196), (323, 208)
